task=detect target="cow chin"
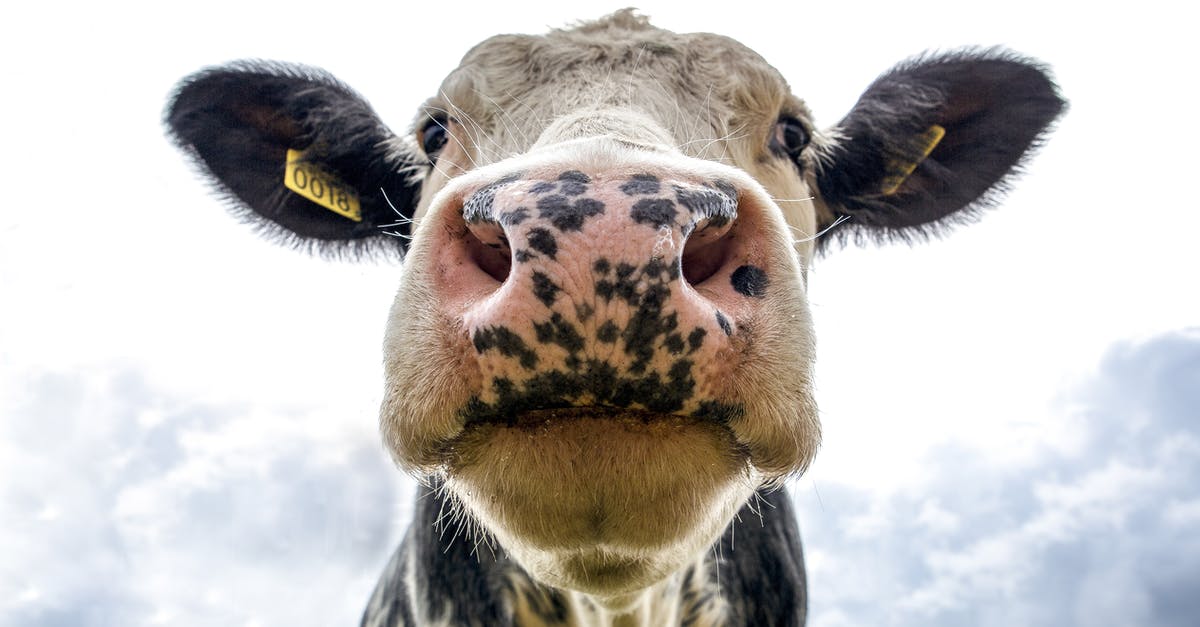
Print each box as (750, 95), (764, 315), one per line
(443, 408), (760, 598)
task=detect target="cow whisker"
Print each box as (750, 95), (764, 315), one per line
(789, 214), (853, 244)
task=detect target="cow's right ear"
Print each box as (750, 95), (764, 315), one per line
(812, 49), (1065, 248)
(166, 61), (422, 258)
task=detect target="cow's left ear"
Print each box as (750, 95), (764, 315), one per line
(166, 61), (423, 258)
(814, 48), (1065, 245)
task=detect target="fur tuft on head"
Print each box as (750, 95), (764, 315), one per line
(563, 8), (654, 34)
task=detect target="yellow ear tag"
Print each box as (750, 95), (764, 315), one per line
(284, 149), (363, 222)
(880, 124), (946, 196)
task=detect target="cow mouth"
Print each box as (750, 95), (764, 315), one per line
(452, 404), (749, 456)
(445, 404), (749, 467)
(466, 405), (717, 430)
(439, 401), (759, 596)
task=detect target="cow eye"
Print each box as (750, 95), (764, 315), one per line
(772, 117), (810, 158)
(419, 117), (449, 159)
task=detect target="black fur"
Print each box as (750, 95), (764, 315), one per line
(165, 61), (422, 259)
(716, 488), (808, 625)
(815, 48), (1066, 249)
(362, 481), (512, 626)
(361, 544), (416, 626)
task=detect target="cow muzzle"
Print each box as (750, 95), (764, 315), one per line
(378, 141), (820, 595)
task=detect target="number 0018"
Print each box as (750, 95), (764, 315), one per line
(283, 149), (363, 222)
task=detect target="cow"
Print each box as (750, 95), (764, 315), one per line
(165, 9), (1063, 626)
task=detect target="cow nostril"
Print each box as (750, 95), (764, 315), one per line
(463, 222), (512, 284)
(680, 219), (735, 287)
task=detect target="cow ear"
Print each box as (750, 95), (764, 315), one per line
(814, 48), (1065, 246)
(165, 61), (422, 258)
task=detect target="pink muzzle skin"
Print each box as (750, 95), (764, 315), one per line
(428, 168), (778, 424)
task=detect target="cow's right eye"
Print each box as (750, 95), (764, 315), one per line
(419, 118), (449, 159)
(771, 116), (810, 159)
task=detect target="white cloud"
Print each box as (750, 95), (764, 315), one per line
(0, 369), (410, 627)
(796, 329), (1200, 627)
(1164, 499), (1200, 528)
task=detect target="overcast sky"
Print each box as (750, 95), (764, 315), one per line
(2, 1), (1197, 626)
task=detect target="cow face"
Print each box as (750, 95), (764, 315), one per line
(166, 10), (1062, 603)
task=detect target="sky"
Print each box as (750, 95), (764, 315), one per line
(2, 1), (1198, 626)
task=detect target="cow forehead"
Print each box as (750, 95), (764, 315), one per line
(426, 19), (806, 162)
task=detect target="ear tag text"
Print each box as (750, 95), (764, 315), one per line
(284, 149), (363, 222)
(881, 124), (946, 196)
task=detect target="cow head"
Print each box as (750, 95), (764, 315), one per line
(166, 10), (1062, 607)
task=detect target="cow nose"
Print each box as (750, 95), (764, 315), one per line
(433, 167), (775, 420)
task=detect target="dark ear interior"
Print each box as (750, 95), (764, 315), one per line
(815, 48), (1066, 247)
(165, 61), (422, 257)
